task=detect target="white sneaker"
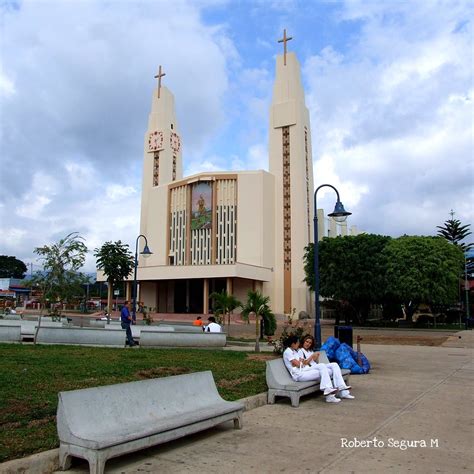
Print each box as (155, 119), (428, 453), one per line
(326, 394), (341, 403)
(323, 387), (338, 396)
(340, 393), (355, 399)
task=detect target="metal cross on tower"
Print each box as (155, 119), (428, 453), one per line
(278, 29), (293, 66)
(154, 65), (166, 99)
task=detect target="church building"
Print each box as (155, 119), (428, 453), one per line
(133, 34), (315, 316)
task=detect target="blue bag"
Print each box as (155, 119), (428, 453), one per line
(320, 336), (340, 361)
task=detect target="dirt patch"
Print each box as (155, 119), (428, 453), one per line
(246, 353), (278, 361)
(360, 334), (449, 346)
(27, 415), (55, 428)
(136, 367), (192, 378)
(217, 374), (258, 389)
(1, 421), (22, 430)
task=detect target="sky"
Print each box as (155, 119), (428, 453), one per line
(0, 0), (473, 273)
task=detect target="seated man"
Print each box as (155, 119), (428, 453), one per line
(205, 316), (222, 333)
(282, 335), (352, 403)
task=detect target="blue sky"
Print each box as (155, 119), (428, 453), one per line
(0, 0), (472, 272)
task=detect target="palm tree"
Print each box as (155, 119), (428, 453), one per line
(94, 241), (134, 322)
(241, 290), (273, 352)
(209, 290), (241, 335)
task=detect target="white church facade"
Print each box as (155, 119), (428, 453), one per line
(130, 40), (316, 316)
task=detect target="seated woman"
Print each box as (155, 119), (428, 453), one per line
(299, 335), (354, 400)
(283, 336), (352, 403)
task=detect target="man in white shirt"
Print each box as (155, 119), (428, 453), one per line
(282, 335), (340, 403)
(205, 316), (222, 333)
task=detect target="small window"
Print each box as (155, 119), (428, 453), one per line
(171, 123), (174, 129)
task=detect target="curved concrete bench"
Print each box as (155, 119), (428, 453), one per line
(57, 371), (244, 474)
(140, 330), (226, 347)
(0, 324), (21, 342)
(36, 327), (125, 346)
(158, 324), (203, 333)
(2, 314), (21, 320)
(89, 320), (106, 328)
(266, 351), (350, 407)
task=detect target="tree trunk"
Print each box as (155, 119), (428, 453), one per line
(107, 282), (113, 322)
(254, 312), (260, 352)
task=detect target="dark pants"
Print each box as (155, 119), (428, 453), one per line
(121, 322), (134, 346)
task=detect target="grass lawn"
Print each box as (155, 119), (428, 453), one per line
(0, 343), (268, 463)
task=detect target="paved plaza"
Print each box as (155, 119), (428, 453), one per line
(47, 332), (473, 474)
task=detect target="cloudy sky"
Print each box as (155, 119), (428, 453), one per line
(1, 0), (472, 273)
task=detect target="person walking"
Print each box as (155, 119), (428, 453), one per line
(121, 301), (135, 347)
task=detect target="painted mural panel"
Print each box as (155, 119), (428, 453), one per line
(191, 182), (212, 230)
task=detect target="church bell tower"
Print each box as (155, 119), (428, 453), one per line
(268, 31), (315, 315)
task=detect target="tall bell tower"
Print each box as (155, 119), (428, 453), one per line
(268, 32), (315, 315)
(139, 66), (183, 268)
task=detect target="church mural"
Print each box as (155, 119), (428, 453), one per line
(191, 182), (212, 231)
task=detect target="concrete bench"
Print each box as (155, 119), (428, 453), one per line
(140, 330), (226, 347)
(0, 324), (21, 342)
(2, 314), (21, 320)
(89, 320), (106, 328)
(266, 351), (350, 407)
(36, 327), (126, 346)
(57, 371), (244, 474)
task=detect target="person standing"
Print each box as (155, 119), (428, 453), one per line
(121, 301), (135, 347)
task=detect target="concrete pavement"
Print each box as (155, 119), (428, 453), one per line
(56, 337), (473, 474)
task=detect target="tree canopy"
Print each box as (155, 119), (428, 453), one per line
(94, 241), (134, 315)
(383, 236), (464, 319)
(32, 232), (88, 316)
(304, 234), (391, 321)
(0, 255), (27, 279)
(210, 290), (241, 336)
(304, 233), (464, 323)
(437, 211), (473, 251)
(240, 290), (276, 352)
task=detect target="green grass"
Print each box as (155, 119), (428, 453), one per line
(0, 344), (268, 463)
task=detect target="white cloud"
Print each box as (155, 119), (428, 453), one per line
(304, 0), (473, 237)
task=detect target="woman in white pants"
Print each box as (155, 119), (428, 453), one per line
(282, 335), (342, 403)
(299, 335), (354, 400)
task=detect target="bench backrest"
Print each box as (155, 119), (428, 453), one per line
(140, 331), (226, 347)
(266, 350), (330, 389)
(58, 371), (225, 438)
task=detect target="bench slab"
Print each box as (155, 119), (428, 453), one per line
(57, 371), (243, 474)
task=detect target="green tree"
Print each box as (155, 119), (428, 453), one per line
(32, 233), (88, 328)
(383, 236), (464, 321)
(0, 256), (28, 278)
(94, 241), (134, 321)
(209, 290), (242, 336)
(240, 290), (276, 352)
(437, 210), (473, 251)
(304, 234), (391, 323)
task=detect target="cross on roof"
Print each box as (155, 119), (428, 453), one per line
(278, 29), (293, 66)
(154, 65), (166, 99)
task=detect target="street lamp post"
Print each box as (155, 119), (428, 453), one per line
(132, 234), (153, 323)
(313, 184), (351, 349)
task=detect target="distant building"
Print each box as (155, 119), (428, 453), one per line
(316, 209), (364, 241)
(0, 278), (31, 307)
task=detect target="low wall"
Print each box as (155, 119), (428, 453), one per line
(0, 325), (21, 342)
(140, 331), (226, 348)
(36, 327), (125, 346)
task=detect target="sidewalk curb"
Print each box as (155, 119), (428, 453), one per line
(0, 448), (59, 474)
(0, 393), (268, 474)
